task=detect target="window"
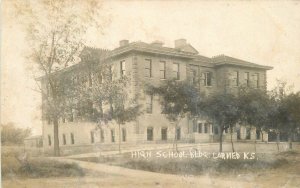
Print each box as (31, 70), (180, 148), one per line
(176, 127), (181, 140)
(204, 123), (209, 133)
(246, 128), (251, 139)
(193, 121), (198, 133)
(161, 128), (168, 141)
(244, 72), (250, 86)
(62, 134), (66, 145)
(191, 70), (197, 84)
(190, 65), (199, 84)
(147, 127), (153, 141)
(146, 94), (153, 113)
(202, 72), (212, 86)
(173, 63), (180, 80)
(90, 131), (94, 143)
(111, 129), (115, 142)
(68, 111), (74, 122)
(48, 135), (51, 146)
(122, 128), (126, 142)
(198, 123), (202, 133)
(120, 60), (126, 76)
(159, 61), (166, 79)
(100, 129), (104, 142)
(256, 130), (260, 140)
(253, 73), (259, 88)
(145, 59), (152, 78)
(233, 71), (239, 86)
(70, 133), (75, 144)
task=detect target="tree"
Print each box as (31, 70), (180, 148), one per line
(277, 92), (300, 149)
(13, 0), (108, 156)
(238, 87), (271, 152)
(200, 92), (239, 152)
(1, 123), (31, 146)
(101, 75), (141, 154)
(267, 80), (297, 151)
(146, 79), (200, 151)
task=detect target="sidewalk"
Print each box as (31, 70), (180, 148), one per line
(52, 157), (255, 188)
(66, 142), (220, 158)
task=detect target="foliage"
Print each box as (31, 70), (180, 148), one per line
(199, 92), (239, 152)
(238, 87), (271, 133)
(146, 79), (201, 122)
(2, 149), (84, 178)
(1, 123), (31, 146)
(13, 0), (109, 156)
(200, 92), (239, 130)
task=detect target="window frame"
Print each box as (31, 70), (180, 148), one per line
(120, 60), (126, 77)
(145, 59), (152, 78)
(253, 73), (259, 88)
(172, 63), (180, 80)
(62, 134), (66, 145)
(111, 129), (115, 143)
(146, 94), (153, 114)
(203, 72), (212, 86)
(122, 128), (126, 142)
(147, 127), (154, 141)
(161, 127), (168, 141)
(159, 61), (166, 79)
(244, 72), (250, 86)
(70, 133), (75, 145)
(232, 71), (239, 86)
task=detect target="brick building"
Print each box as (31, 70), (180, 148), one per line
(41, 39), (272, 153)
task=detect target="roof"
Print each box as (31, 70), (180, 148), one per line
(37, 41), (273, 80)
(212, 55), (273, 70)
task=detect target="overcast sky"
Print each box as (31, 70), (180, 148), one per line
(1, 1), (300, 135)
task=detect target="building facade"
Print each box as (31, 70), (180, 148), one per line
(41, 39), (272, 154)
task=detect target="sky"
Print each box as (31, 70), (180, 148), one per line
(1, 0), (300, 135)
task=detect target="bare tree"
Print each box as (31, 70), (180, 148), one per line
(13, 0), (108, 156)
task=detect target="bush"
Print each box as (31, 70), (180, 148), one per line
(1, 148), (85, 179)
(1, 123), (31, 146)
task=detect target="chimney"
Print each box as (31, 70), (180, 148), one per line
(175, 39), (187, 48)
(119, 40), (129, 47)
(151, 40), (164, 47)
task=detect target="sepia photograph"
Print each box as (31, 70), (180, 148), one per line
(1, 0), (300, 187)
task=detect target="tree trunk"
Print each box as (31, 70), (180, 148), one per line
(53, 118), (60, 156)
(288, 133), (293, 150)
(219, 126), (223, 152)
(276, 132), (280, 152)
(261, 131), (264, 142)
(254, 138), (257, 153)
(230, 125), (235, 152)
(118, 123), (121, 154)
(173, 123), (178, 152)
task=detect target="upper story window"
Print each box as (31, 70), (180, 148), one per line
(146, 94), (153, 113)
(173, 63), (180, 80)
(159, 61), (166, 79)
(233, 71), (239, 86)
(253, 73), (259, 88)
(190, 65), (199, 85)
(244, 72), (250, 86)
(202, 72), (212, 86)
(145, 59), (152, 78)
(120, 60), (126, 76)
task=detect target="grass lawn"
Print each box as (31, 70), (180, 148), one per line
(73, 150), (296, 177)
(1, 146), (85, 179)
